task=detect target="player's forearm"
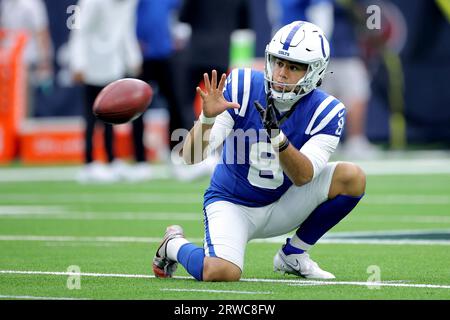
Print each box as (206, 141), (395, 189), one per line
(182, 121), (212, 165)
(278, 145), (314, 186)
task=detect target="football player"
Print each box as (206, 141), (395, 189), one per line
(153, 21), (366, 281)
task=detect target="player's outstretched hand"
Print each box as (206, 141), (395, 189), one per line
(197, 70), (240, 118)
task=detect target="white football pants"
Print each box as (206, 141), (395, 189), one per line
(203, 162), (338, 271)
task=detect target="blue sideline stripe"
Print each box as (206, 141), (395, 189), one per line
(282, 22), (303, 51)
(203, 208), (216, 257)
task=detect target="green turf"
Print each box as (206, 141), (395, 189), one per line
(0, 174), (449, 300)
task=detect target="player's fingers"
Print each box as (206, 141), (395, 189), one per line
(226, 101), (240, 109)
(197, 86), (207, 99)
(203, 73), (211, 92)
(218, 73), (227, 92)
(211, 70), (217, 90)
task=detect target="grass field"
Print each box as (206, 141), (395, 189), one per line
(0, 165), (449, 301)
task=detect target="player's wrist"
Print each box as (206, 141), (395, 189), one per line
(270, 130), (290, 152)
(199, 112), (216, 125)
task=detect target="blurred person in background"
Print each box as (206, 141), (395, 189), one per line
(69, 0), (142, 183)
(175, 0), (251, 180)
(134, 0), (184, 181)
(179, 0), (250, 109)
(320, 0), (379, 159)
(268, 0), (334, 37)
(0, 0), (53, 116)
(270, 0), (378, 159)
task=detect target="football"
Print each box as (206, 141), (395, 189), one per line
(93, 78), (153, 124)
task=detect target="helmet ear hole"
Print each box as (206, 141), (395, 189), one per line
(316, 78), (322, 87)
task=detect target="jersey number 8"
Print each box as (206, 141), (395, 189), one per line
(247, 142), (284, 189)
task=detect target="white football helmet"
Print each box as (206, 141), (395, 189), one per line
(265, 21), (330, 108)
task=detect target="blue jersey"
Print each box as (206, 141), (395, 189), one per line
(330, 4), (361, 58)
(204, 69), (345, 208)
(136, 0), (180, 59)
(279, 0), (331, 26)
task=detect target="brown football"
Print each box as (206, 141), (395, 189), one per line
(93, 78), (153, 124)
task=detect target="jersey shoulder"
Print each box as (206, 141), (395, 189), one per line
(302, 89), (346, 137)
(223, 68), (265, 119)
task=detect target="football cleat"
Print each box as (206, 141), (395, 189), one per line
(273, 248), (335, 279)
(152, 225), (184, 278)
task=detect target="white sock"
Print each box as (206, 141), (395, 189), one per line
(166, 237), (189, 261)
(290, 234), (312, 252)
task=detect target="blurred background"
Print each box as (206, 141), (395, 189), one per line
(0, 0), (449, 179)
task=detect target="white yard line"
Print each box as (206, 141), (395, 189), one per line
(239, 278), (450, 289)
(43, 242), (123, 248)
(299, 239), (450, 245)
(0, 157), (450, 182)
(0, 270), (170, 279)
(0, 194), (202, 204)
(351, 215), (450, 224)
(0, 193), (449, 205)
(0, 211), (200, 221)
(354, 157), (450, 175)
(0, 270), (449, 290)
(0, 165), (170, 182)
(287, 281), (450, 289)
(321, 229), (450, 236)
(362, 195), (450, 205)
(0, 234), (449, 246)
(0, 294), (89, 300)
(0, 206), (70, 215)
(0, 168), (79, 182)
(160, 288), (273, 295)
(0, 235), (172, 243)
(1, 211), (449, 225)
